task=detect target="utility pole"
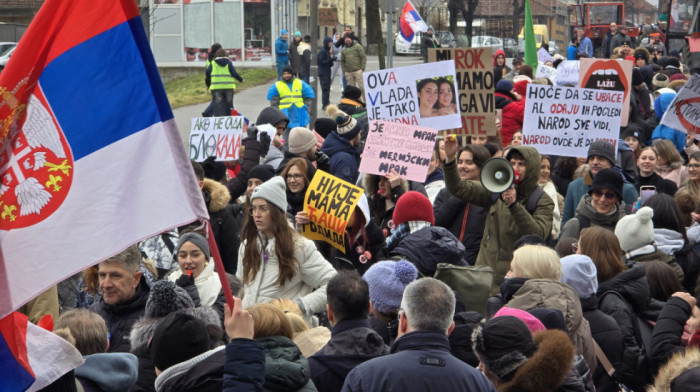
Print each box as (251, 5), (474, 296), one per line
(310, 0), (319, 124)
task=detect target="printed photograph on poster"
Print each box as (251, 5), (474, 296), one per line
(521, 84), (624, 158)
(189, 116), (245, 162)
(363, 60), (461, 130)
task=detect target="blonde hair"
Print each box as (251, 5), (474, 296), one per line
(55, 309), (108, 355)
(285, 312), (310, 335)
(512, 244), (562, 280)
(269, 298), (309, 335)
(248, 303), (295, 339)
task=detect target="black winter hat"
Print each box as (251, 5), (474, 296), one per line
(145, 280), (195, 318)
(632, 68), (644, 86)
(471, 316), (537, 380)
(589, 168), (624, 200)
(248, 164), (276, 182)
(201, 156), (227, 181)
(282, 66), (294, 75)
(150, 311), (210, 371)
(342, 86), (362, 100)
(587, 140), (616, 166)
(314, 118), (337, 138)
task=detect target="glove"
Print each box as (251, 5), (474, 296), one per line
(175, 272), (195, 288)
(315, 151), (330, 171)
(259, 132), (271, 157)
(246, 125), (259, 140)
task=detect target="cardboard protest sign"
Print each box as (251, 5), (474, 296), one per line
(537, 47), (554, 64)
(363, 60), (461, 131)
(189, 116), (245, 161)
(555, 60), (579, 86)
(301, 171), (363, 252)
(428, 48), (495, 135)
(535, 64), (557, 83)
(359, 120), (438, 182)
(661, 73), (700, 135)
(522, 84), (623, 158)
(579, 58), (632, 126)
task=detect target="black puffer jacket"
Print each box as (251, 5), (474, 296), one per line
(649, 296), (692, 372)
(580, 295), (625, 392)
(257, 336), (317, 392)
(596, 266), (652, 390)
(90, 280), (150, 353)
(433, 188), (486, 265)
(203, 179), (241, 274)
(387, 226), (469, 277)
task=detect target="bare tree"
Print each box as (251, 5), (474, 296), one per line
(448, 0), (479, 44)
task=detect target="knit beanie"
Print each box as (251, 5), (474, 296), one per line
(495, 79), (514, 94)
(589, 168), (624, 200)
(494, 307), (546, 333)
(282, 66), (294, 75)
(560, 254), (598, 299)
(174, 232), (210, 260)
(362, 259), (418, 314)
(281, 29), (288, 36)
(615, 206), (655, 252)
(342, 86), (362, 100)
(314, 118), (336, 139)
(392, 191), (435, 226)
(288, 127), (317, 154)
(653, 73), (670, 89)
(294, 30), (302, 37)
(335, 114), (361, 140)
(632, 68), (644, 86)
(251, 175), (287, 212)
(150, 311), (210, 371)
(587, 140), (616, 166)
(248, 164), (276, 183)
(200, 156), (227, 181)
(145, 280), (195, 318)
(471, 316), (537, 380)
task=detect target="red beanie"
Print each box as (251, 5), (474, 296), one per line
(392, 191), (435, 226)
(513, 80), (530, 97)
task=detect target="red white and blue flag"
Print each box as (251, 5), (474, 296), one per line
(0, 0), (208, 321)
(398, 0), (428, 50)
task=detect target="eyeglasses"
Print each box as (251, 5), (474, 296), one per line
(592, 190), (617, 199)
(248, 205), (269, 216)
(286, 173), (304, 181)
(689, 164), (700, 170)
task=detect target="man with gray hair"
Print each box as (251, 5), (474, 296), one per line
(341, 278), (495, 391)
(90, 244), (150, 353)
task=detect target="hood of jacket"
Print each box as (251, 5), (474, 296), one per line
(322, 36), (333, 51)
(212, 57), (231, 67)
(321, 131), (358, 157)
(648, 349), (700, 392)
(509, 145), (542, 200)
(597, 265), (650, 313)
(388, 226), (468, 276)
(155, 346), (225, 392)
(129, 316), (161, 355)
(258, 335), (312, 391)
(574, 194), (625, 227)
(75, 353), (139, 392)
(654, 228), (685, 255)
(256, 107), (289, 127)
(202, 178), (230, 213)
(500, 329), (575, 392)
(493, 49), (506, 66)
(655, 92), (677, 120)
(363, 174), (408, 196)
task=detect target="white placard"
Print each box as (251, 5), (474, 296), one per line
(189, 116), (245, 161)
(555, 60), (580, 86)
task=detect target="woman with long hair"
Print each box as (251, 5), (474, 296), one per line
(434, 77), (458, 115)
(281, 157), (315, 221)
(236, 176), (336, 319)
(635, 147), (678, 196)
(653, 139), (689, 187)
(416, 78), (440, 118)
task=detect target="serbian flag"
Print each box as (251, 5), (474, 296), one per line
(0, 312), (83, 391)
(398, 0), (428, 50)
(0, 0), (208, 320)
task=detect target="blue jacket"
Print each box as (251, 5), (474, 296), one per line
(578, 37), (594, 57)
(267, 79), (315, 128)
(321, 132), (361, 184)
(341, 330), (495, 392)
(567, 44), (578, 60)
(561, 171), (639, 228)
(318, 37), (334, 78)
(223, 339), (265, 392)
(275, 36), (289, 64)
(651, 92), (685, 152)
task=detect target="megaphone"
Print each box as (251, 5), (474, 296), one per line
(480, 158), (522, 193)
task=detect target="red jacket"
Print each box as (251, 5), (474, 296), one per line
(501, 99), (525, 147)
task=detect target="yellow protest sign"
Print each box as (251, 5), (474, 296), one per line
(301, 170), (363, 252)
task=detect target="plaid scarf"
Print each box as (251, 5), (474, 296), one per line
(385, 221), (431, 249)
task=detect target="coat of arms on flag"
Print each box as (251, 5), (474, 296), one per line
(398, 0), (428, 50)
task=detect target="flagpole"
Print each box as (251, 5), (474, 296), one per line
(204, 220), (236, 310)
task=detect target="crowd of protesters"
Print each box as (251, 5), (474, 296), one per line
(23, 27), (700, 391)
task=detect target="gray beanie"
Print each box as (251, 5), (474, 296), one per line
(174, 232), (210, 260)
(145, 280), (195, 318)
(587, 140), (616, 166)
(251, 176), (288, 212)
(560, 255), (598, 299)
(288, 127), (317, 154)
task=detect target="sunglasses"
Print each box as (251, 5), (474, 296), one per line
(592, 190), (617, 199)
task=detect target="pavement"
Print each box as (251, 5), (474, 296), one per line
(172, 54), (423, 145)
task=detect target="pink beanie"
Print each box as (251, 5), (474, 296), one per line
(494, 307), (546, 333)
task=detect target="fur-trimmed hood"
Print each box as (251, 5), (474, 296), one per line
(363, 173), (408, 196)
(129, 317), (162, 356)
(202, 178), (230, 213)
(648, 348), (700, 392)
(500, 329), (575, 392)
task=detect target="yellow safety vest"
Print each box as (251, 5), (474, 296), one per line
(210, 61), (236, 90)
(276, 79), (304, 109)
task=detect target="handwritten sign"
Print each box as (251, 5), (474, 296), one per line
(301, 171), (363, 252)
(428, 48), (496, 135)
(359, 120), (438, 182)
(555, 60), (579, 86)
(661, 73), (700, 135)
(189, 116), (245, 161)
(579, 58), (632, 127)
(363, 60), (461, 131)
(256, 123), (277, 148)
(535, 64), (557, 83)
(537, 47), (554, 64)
(522, 84), (623, 158)
(318, 8), (338, 26)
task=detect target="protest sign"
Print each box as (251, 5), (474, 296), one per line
(661, 73), (700, 135)
(537, 47), (554, 64)
(535, 64), (557, 83)
(256, 123), (277, 148)
(579, 58), (632, 126)
(363, 60), (461, 130)
(318, 8), (338, 26)
(189, 116), (245, 161)
(301, 171), (363, 252)
(428, 48), (495, 135)
(555, 60), (579, 86)
(359, 119), (438, 182)
(522, 84), (623, 158)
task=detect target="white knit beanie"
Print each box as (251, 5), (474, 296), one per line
(250, 176), (287, 212)
(288, 127), (317, 154)
(614, 206), (655, 252)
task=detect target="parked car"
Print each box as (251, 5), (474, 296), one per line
(504, 38), (517, 57)
(395, 32), (421, 55)
(0, 42), (17, 72)
(471, 36), (504, 54)
(436, 31), (457, 48)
